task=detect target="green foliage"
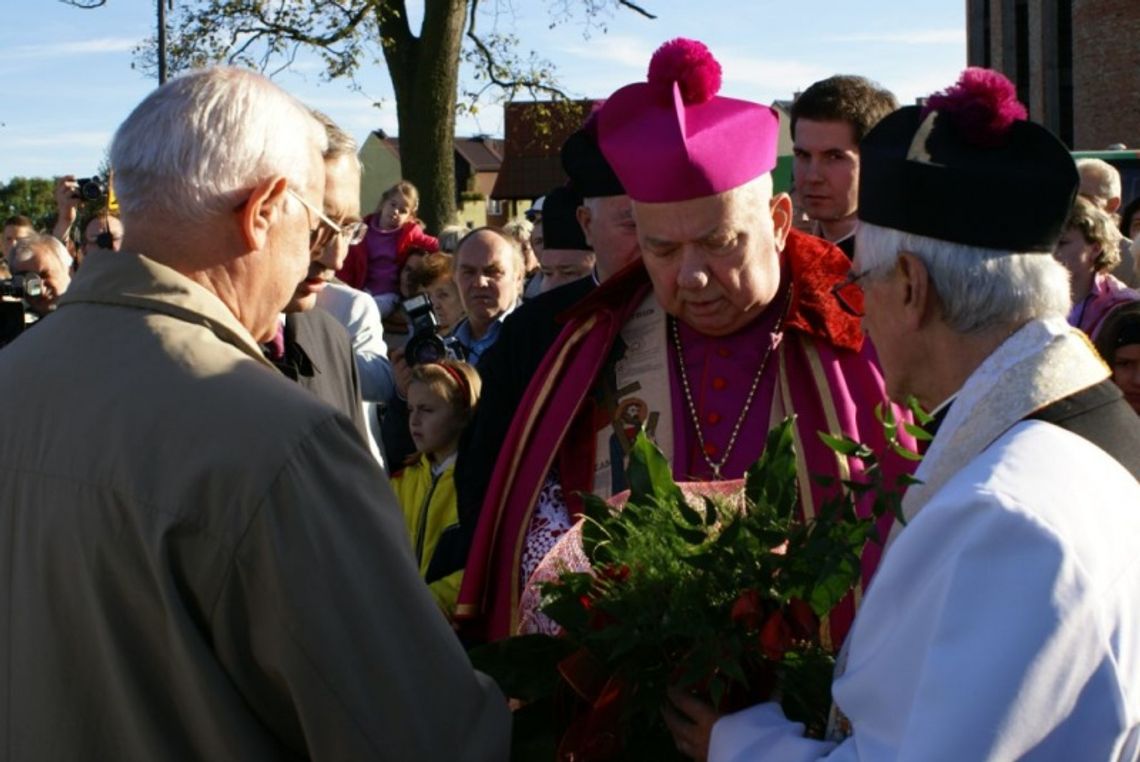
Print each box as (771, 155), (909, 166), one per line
(0, 177), (57, 231)
(474, 412), (927, 757)
(477, 417), (919, 757)
(468, 635), (576, 703)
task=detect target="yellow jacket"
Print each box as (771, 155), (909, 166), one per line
(391, 453), (464, 616)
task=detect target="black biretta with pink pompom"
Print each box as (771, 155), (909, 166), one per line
(858, 68), (1079, 253)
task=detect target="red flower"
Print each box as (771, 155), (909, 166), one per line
(759, 600), (821, 660)
(597, 564), (631, 584)
(785, 599), (820, 644)
(730, 589), (764, 630)
(759, 610), (793, 660)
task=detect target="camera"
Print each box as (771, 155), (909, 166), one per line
(0, 272), (44, 299)
(402, 293), (461, 366)
(73, 176), (108, 203)
(0, 273), (42, 348)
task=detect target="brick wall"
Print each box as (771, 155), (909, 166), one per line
(1072, 0), (1140, 149)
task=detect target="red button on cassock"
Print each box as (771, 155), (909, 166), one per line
(707, 412), (721, 425)
(704, 442), (719, 457)
(712, 377), (728, 391)
(716, 347), (731, 358)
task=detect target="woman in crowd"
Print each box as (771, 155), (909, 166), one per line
(409, 251), (466, 334)
(503, 217), (543, 298)
(1055, 195), (1139, 339)
(1094, 301), (1140, 414)
(391, 360), (482, 618)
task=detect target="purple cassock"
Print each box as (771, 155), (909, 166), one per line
(456, 229), (916, 645)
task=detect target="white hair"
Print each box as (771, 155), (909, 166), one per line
(9, 234), (68, 271)
(1076, 158), (1122, 203)
(856, 222), (1071, 333)
(110, 67), (326, 222)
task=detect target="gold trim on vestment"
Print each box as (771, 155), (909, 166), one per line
(503, 315), (601, 629)
(802, 336), (864, 611)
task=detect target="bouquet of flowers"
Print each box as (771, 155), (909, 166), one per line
(470, 413), (921, 761)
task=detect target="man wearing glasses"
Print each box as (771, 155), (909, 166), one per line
(707, 70), (1140, 761)
(0, 67), (508, 760)
(268, 112), (375, 452)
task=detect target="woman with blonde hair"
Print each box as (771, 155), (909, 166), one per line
(1054, 195), (1140, 339)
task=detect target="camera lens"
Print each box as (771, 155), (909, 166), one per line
(80, 181), (104, 201)
(405, 329), (452, 367)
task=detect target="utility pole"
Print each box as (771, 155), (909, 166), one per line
(157, 0), (170, 84)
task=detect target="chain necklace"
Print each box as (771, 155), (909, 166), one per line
(670, 286), (793, 480)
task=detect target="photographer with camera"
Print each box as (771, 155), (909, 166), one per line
(8, 234), (71, 321)
(382, 228), (523, 464)
(52, 175), (120, 269)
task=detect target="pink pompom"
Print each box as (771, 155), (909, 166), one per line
(647, 38), (722, 104)
(923, 67), (1027, 147)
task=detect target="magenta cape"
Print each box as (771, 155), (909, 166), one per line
(456, 230), (914, 643)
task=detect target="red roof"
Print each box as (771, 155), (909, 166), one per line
(491, 100), (597, 200)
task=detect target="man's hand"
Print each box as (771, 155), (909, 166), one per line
(663, 687), (720, 761)
(391, 346), (413, 399)
(52, 175), (81, 242)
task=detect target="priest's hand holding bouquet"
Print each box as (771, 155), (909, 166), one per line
(471, 412), (921, 761)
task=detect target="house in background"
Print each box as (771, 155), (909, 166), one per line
(490, 100), (595, 224)
(357, 130), (504, 229)
(359, 94), (799, 233)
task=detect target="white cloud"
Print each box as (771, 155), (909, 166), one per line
(823, 29), (966, 45)
(556, 35), (656, 71)
(4, 131), (112, 149)
(717, 53), (832, 96)
(0, 37), (138, 61)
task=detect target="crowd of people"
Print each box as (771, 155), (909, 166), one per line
(1, 36), (1138, 761)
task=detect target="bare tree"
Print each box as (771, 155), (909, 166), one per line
(62, 0), (655, 232)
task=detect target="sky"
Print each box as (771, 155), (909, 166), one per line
(0, 0), (966, 183)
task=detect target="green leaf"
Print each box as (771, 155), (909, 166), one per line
(906, 395), (935, 425)
(896, 473), (924, 487)
(673, 522), (709, 546)
(716, 517), (743, 549)
(902, 421), (933, 442)
(708, 676), (726, 711)
(539, 593), (590, 632)
(701, 495), (719, 526)
(817, 432), (873, 460)
(677, 496), (703, 527)
(680, 552), (719, 571)
(746, 418), (798, 509)
(889, 440), (923, 462)
(874, 401), (897, 428)
(467, 634), (575, 702)
(627, 430), (684, 507)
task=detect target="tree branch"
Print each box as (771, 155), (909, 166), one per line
(616, 0), (656, 19)
(464, 0), (570, 101)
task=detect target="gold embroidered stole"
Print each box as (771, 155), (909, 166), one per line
(591, 291), (676, 498)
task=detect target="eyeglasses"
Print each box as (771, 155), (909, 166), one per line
(831, 267), (871, 317)
(285, 187), (368, 250)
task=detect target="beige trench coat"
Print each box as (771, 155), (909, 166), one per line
(0, 251), (508, 760)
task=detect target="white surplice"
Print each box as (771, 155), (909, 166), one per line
(710, 318), (1140, 761)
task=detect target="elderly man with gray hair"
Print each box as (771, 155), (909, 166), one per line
(703, 69), (1140, 762)
(7, 233), (72, 319)
(0, 67), (508, 761)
